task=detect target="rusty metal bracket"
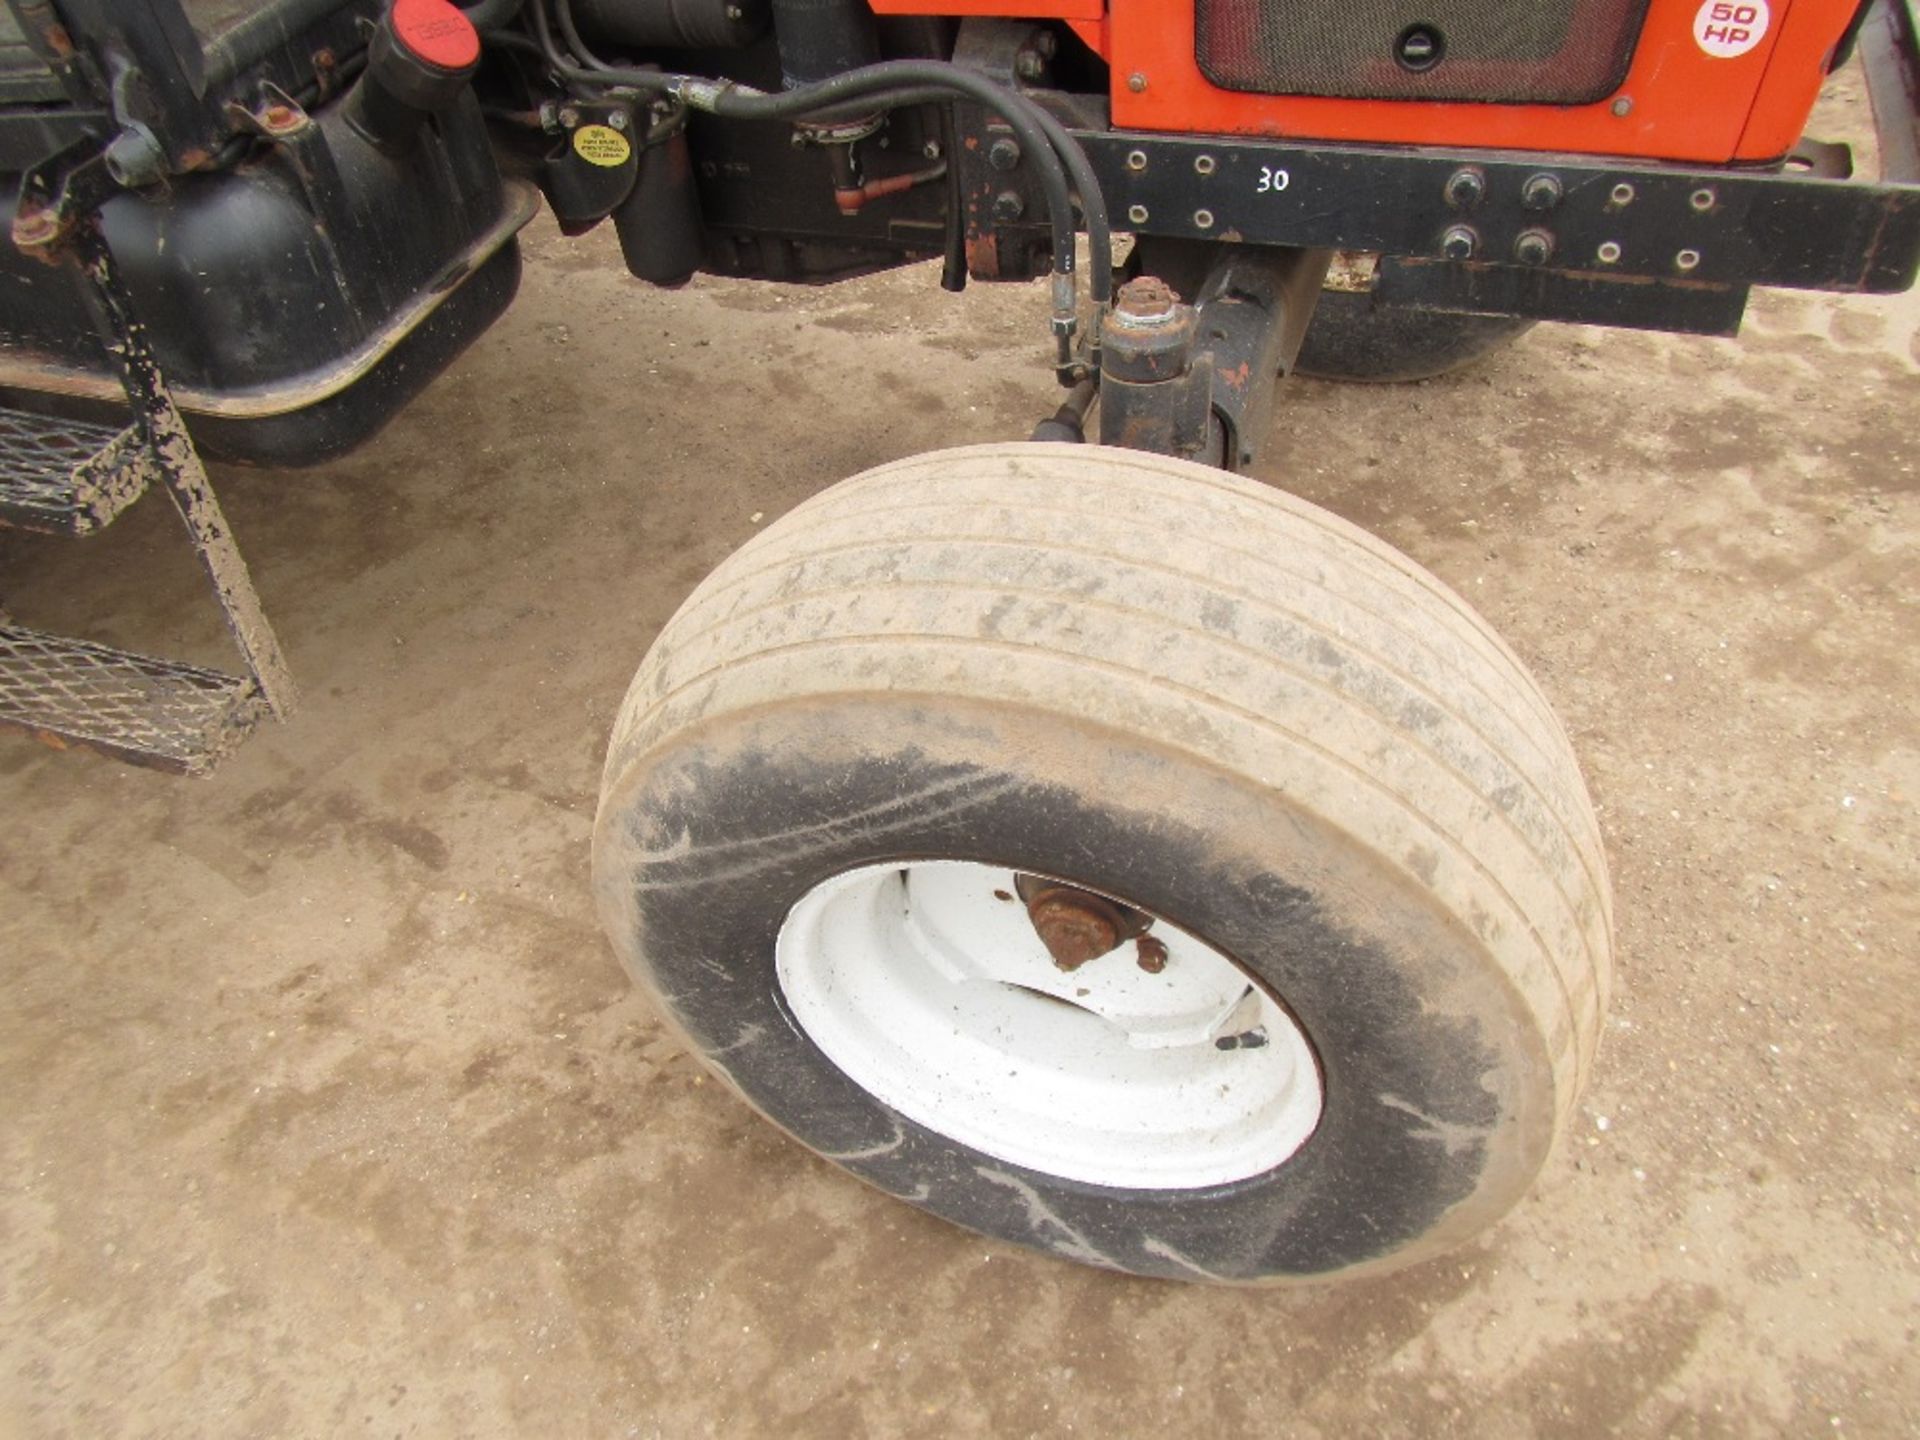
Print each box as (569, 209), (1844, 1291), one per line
(1096, 252), (1328, 469)
(222, 80), (313, 141)
(68, 221), (297, 721)
(1188, 247), (1330, 470)
(950, 19), (1061, 286)
(9, 131), (115, 257)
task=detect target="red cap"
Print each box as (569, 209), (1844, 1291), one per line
(391, 0), (480, 71)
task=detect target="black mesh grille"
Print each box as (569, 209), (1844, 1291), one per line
(1195, 0), (1652, 105)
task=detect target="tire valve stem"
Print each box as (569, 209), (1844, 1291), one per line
(1135, 935), (1169, 973)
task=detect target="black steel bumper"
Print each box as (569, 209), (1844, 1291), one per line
(1068, 0), (1920, 336)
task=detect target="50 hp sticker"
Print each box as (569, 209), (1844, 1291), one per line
(1694, 0), (1769, 58)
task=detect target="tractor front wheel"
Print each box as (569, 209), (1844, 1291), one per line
(592, 443), (1611, 1283)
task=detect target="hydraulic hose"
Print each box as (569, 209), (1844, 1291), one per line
(1026, 103), (1110, 311)
(503, 6), (1110, 376)
(460, 0), (525, 30)
(551, 0), (611, 72)
(937, 101), (967, 294)
(707, 69), (1082, 374)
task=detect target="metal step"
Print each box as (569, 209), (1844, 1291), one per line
(0, 624), (267, 775)
(0, 407), (154, 536)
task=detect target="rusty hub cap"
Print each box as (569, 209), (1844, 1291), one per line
(1023, 886), (1124, 970)
(1015, 874), (1158, 971)
(1113, 275), (1180, 320)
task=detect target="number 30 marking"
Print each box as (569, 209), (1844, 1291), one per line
(1256, 167), (1291, 194)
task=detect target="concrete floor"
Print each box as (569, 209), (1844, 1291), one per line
(4, 77), (1918, 1438)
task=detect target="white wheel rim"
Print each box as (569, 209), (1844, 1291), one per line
(774, 861), (1323, 1190)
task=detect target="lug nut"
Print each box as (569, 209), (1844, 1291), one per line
(988, 137), (1021, 171)
(1513, 228), (1554, 265)
(1444, 166), (1485, 209)
(1440, 224), (1478, 261)
(1520, 173), (1562, 211)
(992, 190), (1026, 223)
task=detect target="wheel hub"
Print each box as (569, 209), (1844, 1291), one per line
(1015, 874), (1150, 971)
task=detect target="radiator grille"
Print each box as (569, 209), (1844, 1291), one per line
(1195, 0), (1652, 105)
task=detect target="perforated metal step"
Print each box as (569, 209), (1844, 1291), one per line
(0, 624), (267, 774)
(0, 407), (154, 536)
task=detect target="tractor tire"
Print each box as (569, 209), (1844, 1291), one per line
(592, 442), (1611, 1284)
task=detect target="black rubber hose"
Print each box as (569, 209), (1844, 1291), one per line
(699, 63), (1110, 310)
(1026, 103), (1110, 308)
(938, 101), (967, 294)
(750, 67), (1107, 370)
(526, 0), (593, 71)
(461, 0), (525, 30)
(552, 0), (612, 71)
(521, 51), (1081, 279)
(522, 5), (1103, 297)
(703, 67), (1086, 377)
(698, 73), (1073, 275)
(501, 14), (1105, 373)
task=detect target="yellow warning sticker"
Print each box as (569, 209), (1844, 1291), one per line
(572, 124), (633, 168)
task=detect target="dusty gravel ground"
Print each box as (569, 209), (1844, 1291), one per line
(3, 72), (1916, 1438)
